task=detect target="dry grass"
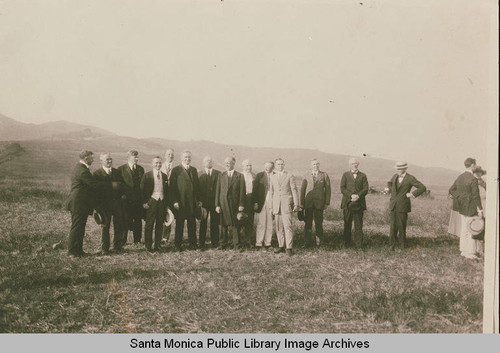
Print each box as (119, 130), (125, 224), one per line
(0, 151), (484, 333)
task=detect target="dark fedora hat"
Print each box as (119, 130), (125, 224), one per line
(236, 211), (248, 224)
(195, 206), (208, 221)
(297, 209), (305, 222)
(93, 208), (108, 226)
(347, 200), (362, 212)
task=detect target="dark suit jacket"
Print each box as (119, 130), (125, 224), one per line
(198, 169), (221, 211)
(252, 171), (273, 213)
(300, 171), (331, 209)
(340, 171), (369, 210)
(93, 167), (125, 212)
(388, 173), (426, 213)
(140, 170), (169, 206)
(117, 163), (144, 204)
(67, 163), (98, 215)
(448, 171), (482, 217)
(215, 171), (245, 226)
(170, 165), (199, 217)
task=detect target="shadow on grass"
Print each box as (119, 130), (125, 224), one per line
(292, 231), (458, 250)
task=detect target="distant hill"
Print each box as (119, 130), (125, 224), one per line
(0, 114), (460, 188)
(0, 113), (115, 141)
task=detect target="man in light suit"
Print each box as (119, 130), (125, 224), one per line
(215, 156), (246, 250)
(198, 155), (221, 250)
(340, 158), (369, 248)
(253, 161), (275, 250)
(118, 150), (145, 245)
(170, 150), (201, 251)
(141, 157), (169, 252)
(300, 158), (331, 248)
(93, 153), (126, 255)
(160, 149), (175, 242)
(448, 157), (484, 259)
(271, 158), (299, 256)
(67, 150), (99, 257)
(386, 161), (426, 250)
(241, 159), (256, 248)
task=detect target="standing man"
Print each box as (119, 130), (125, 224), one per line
(253, 161), (275, 250)
(170, 150), (201, 251)
(66, 150), (99, 257)
(141, 157), (169, 252)
(198, 155), (221, 250)
(271, 158), (299, 256)
(448, 158), (484, 259)
(215, 156), (246, 250)
(300, 158), (331, 248)
(118, 150), (145, 245)
(160, 149), (175, 241)
(93, 153), (126, 255)
(386, 161), (427, 250)
(241, 159), (256, 248)
(340, 158), (369, 248)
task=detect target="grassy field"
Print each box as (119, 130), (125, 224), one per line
(0, 146), (485, 333)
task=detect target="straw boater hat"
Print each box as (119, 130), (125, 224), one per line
(467, 216), (485, 236)
(395, 161), (408, 170)
(93, 208), (107, 226)
(164, 208), (175, 227)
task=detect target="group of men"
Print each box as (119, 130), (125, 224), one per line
(67, 148), (429, 257)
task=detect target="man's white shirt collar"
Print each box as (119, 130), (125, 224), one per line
(182, 163), (190, 170)
(128, 162), (136, 170)
(80, 160), (90, 169)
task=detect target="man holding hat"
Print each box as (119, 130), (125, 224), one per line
(340, 157), (368, 248)
(118, 150), (145, 245)
(448, 158), (484, 259)
(198, 155), (221, 250)
(300, 158), (331, 248)
(141, 156), (169, 252)
(387, 161), (426, 250)
(67, 150), (101, 257)
(93, 153), (126, 255)
(215, 156), (246, 251)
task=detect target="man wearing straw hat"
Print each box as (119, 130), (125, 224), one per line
(386, 161), (426, 250)
(448, 158), (484, 259)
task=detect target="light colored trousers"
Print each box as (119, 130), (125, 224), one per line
(275, 212), (293, 249)
(255, 199), (273, 247)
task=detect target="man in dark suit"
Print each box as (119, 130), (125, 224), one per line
(448, 157), (484, 259)
(141, 156), (169, 252)
(253, 161), (275, 249)
(215, 156), (246, 250)
(241, 159), (256, 248)
(300, 158), (331, 248)
(118, 150), (145, 245)
(160, 148), (175, 242)
(93, 153), (126, 255)
(340, 158), (369, 248)
(67, 150), (99, 257)
(198, 155), (221, 250)
(170, 150), (201, 251)
(386, 161), (427, 250)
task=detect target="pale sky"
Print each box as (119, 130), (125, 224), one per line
(0, 0), (496, 170)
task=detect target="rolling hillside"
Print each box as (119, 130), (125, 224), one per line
(0, 114), (460, 189)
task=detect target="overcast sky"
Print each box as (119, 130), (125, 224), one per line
(0, 0), (496, 170)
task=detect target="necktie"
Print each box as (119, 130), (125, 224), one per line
(313, 173), (317, 182)
(157, 171), (160, 179)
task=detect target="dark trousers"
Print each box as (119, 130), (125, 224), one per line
(220, 225), (240, 248)
(175, 215), (197, 249)
(343, 209), (364, 247)
(123, 201), (143, 244)
(304, 207), (324, 246)
(68, 210), (89, 255)
(242, 194), (255, 247)
(199, 209), (220, 247)
(389, 210), (408, 248)
(144, 198), (166, 250)
(101, 201), (125, 252)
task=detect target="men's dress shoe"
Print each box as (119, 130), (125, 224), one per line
(286, 249), (293, 256)
(265, 246), (272, 251)
(68, 253), (80, 259)
(255, 246), (263, 251)
(98, 250), (110, 256)
(274, 247), (285, 254)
